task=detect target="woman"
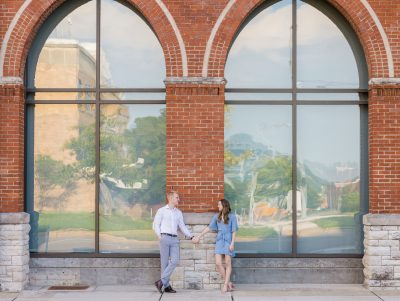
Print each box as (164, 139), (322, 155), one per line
(193, 199), (239, 293)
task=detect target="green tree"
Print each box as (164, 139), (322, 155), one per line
(35, 155), (76, 209)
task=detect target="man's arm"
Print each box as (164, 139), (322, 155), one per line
(178, 211), (193, 239)
(152, 209), (162, 239)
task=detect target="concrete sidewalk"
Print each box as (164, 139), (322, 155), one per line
(0, 284), (399, 301)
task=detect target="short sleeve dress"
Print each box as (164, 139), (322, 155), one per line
(208, 213), (239, 257)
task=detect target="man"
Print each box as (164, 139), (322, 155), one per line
(153, 191), (194, 293)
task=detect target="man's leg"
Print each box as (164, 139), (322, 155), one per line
(161, 236), (180, 288)
(159, 235), (171, 287)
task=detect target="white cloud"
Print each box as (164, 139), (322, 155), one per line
(230, 3), (343, 57)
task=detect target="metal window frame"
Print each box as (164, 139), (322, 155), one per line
(25, 0), (166, 258)
(223, 0), (368, 258)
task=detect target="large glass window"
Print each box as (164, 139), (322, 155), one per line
(26, 0), (166, 254)
(225, 0), (368, 255)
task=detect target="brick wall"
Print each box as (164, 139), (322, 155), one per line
(369, 85), (400, 214)
(166, 84), (224, 211)
(0, 84), (24, 213)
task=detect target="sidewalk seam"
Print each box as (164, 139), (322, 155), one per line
(369, 289), (385, 301)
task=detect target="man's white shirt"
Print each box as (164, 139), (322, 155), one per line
(153, 205), (192, 238)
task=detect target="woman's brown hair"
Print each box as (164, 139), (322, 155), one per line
(218, 199), (231, 224)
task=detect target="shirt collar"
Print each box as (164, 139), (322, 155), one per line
(165, 204), (176, 210)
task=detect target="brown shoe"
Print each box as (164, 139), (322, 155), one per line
(164, 286), (176, 293)
(154, 279), (163, 293)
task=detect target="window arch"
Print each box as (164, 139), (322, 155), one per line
(26, 0), (166, 255)
(224, 0), (368, 255)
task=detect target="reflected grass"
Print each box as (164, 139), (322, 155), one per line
(237, 225), (278, 238)
(37, 212), (153, 231)
(312, 215), (355, 229)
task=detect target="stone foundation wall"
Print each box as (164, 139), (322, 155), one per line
(363, 214), (400, 288)
(0, 213), (30, 292)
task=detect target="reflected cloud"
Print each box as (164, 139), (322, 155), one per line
(230, 4), (341, 57)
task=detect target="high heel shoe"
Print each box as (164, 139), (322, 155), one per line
(228, 282), (235, 291)
(221, 283), (228, 293)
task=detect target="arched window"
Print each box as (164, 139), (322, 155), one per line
(26, 0), (166, 254)
(224, 0), (368, 255)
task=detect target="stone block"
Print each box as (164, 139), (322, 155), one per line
(171, 266), (185, 281)
(382, 260), (400, 266)
(170, 280), (184, 289)
(365, 231), (389, 240)
(390, 231), (400, 240)
(180, 249), (207, 260)
(366, 246), (391, 256)
(365, 239), (379, 246)
(363, 255), (382, 266)
(391, 251), (400, 259)
(11, 255), (29, 266)
(209, 271), (223, 284)
(381, 280), (400, 287)
(204, 283), (221, 289)
(195, 263), (216, 272)
(364, 266), (393, 280)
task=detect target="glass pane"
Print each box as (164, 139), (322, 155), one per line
(34, 92), (96, 101)
(100, 0), (165, 88)
(99, 104), (166, 253)
(297, 93), (361, 101)
(225, 105), (292, 253)
(100, 92), (166, 101)
(297, 106), (363, 254)
(225, 0), (292, 88)
(225, 93), (292, 101)
(28, 104), (96, 252)
(35, 1), (96, 89)
(297, 1), (359, 88)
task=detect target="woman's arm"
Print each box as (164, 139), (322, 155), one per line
(193, 226), (210, 243)
(229, 231), (236, 252)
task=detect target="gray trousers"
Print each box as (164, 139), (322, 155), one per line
(160, 235), (180, 287)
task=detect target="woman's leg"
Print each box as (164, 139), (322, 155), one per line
(224, 255), (232, 291)
(215, 254), (226, 290)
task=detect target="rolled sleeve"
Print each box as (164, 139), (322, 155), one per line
(231, 214), (239, 232)
(208, 214), (218, 231)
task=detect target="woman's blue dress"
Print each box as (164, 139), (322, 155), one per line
(208, 213), (239, 257)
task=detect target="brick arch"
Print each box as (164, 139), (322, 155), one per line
(2, 0), (185, 80)
(206, 0), (390, 79)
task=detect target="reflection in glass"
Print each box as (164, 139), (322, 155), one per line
(29, 105), (96, 252)
(99, 105), (166, 253)
(297, 93), (361, 101)
(100, 0), (165, 88)
(297, 1), (359, 88)
(225, 0), (292, 88)
(225, 93), (292, 101)
(297, 106), (363, 254)
(34, 92), (96, 101)
(100, 92), (166, 101)
(35, 1), (96, 89)
(225, 105), (292, 253)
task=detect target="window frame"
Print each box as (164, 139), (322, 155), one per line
(25, 0), (166, 258)
(225, 0), (368, 258)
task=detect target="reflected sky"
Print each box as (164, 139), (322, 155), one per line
(101, 0), (165, 88)
(297, 106), (360, 165)
(127, 105), (165, 129)
(225, 105), (360, 166)
(39, 0), (165, 89)
(226, 0), (361, 89)
(225, 106), (292, 155)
